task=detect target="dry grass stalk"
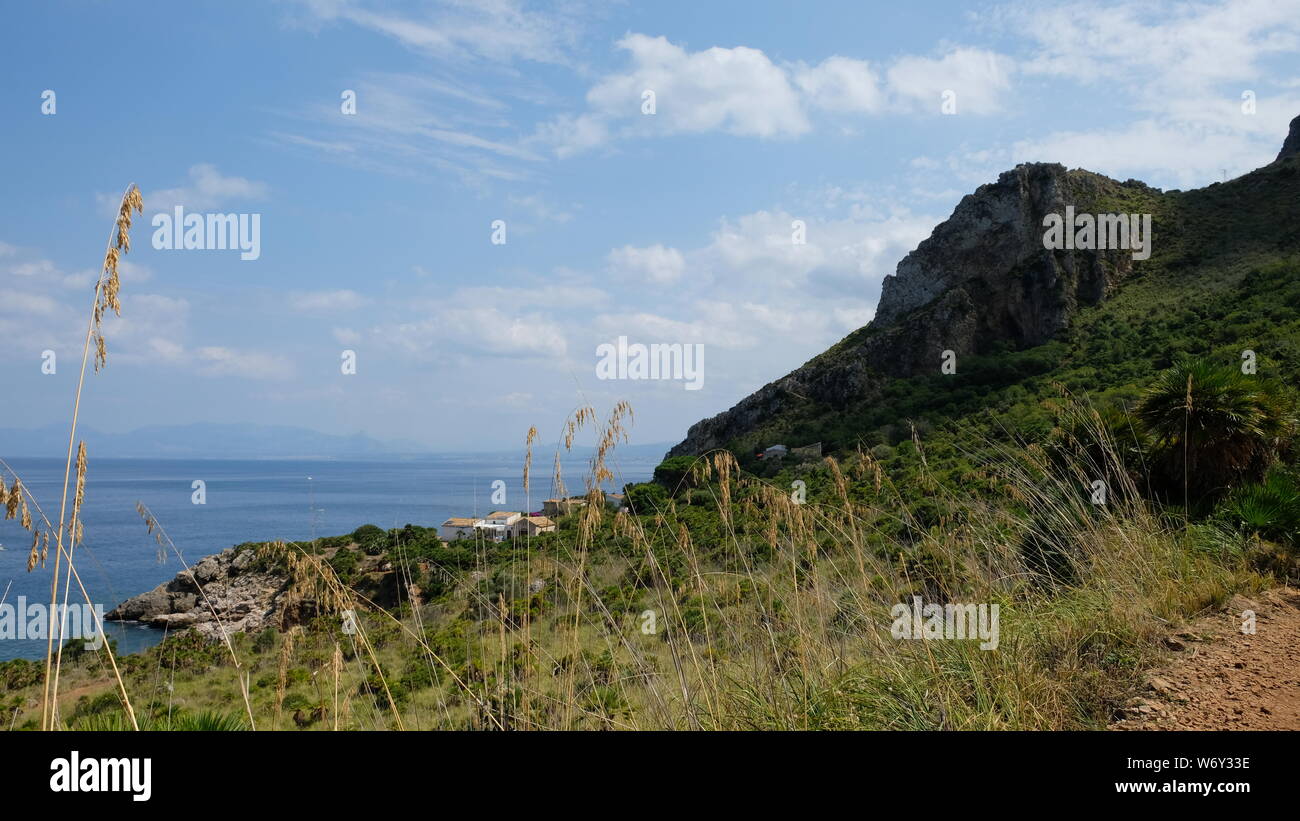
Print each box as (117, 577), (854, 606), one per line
(0, 459), (137, 729)
(41, 184), (142, 731)
(274, 626), (300, 729)
(133, 502), (257, 728)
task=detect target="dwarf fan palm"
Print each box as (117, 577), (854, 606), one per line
(1135, 356), (1293, 506)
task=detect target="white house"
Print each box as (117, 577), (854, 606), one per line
(439, 517), (480, 542)
(476, 511), (522, 542)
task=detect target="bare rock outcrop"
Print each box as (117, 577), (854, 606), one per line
(668, 162), (1148, 457)
(1277, 114), (1300, 163)
(107, 546), (288, 641)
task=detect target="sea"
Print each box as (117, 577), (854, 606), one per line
(0, 453), (658, 661)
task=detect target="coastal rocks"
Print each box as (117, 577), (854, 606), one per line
(106, 546), (289, 642)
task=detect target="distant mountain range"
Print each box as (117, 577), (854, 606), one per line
(0, 422), (675, 461)
(0, 423), (423, 459)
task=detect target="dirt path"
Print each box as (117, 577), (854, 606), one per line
(1112, 587), (1300, 730)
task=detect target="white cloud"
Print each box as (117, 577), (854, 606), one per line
(97, 294), (192, 367)
(1008, 0), (1300, 95)
(0, 258), (194, 366)
(584, 34), (810, 143)
(545, 34), (810, 155)
(542, 35), (1016, 155)
(0, 243), (298, 384)
(507, 193), (574, 224)
(196, 346), (293, 380)
(4, 249), (150, 291)
(451, 283), (610, 310)
(941, 0), (1300, 186)
(289, 289), (369, 312)
(1011, 118), (1285, 187)
(593, 309), (755, 350)
(795, 56), (884, 113)
(886, 48), (1013, 114)
(376, 307), (567, 360)
(0, 292), (63, 317)
(9, 258), (61, 280)
(0, 243), (165, 354)
(332, 327), (362, 345)
(606, 243), (686, 284)
(138, 164), (268, 214)
(701, 207), (935, 298)
(575, 195), (938, 406)
(147, 337), (186, 362)
(535, 113), (609, 158)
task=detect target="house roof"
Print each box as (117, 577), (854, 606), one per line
(485, 511), (521, 519)
(441, 517), (478, 527)
(523, 516), (556, 526)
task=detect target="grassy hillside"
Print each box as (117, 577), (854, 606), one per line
(714, 155), (1300, 464)
(4, 159), (1298, 732)
(2, 377), (1291, 730)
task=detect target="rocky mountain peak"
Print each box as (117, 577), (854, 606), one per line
(873, 162), (1138, 341)
(1278, 114), (1300, 162)
(667, 115), (1300, 460)
(666, 163), (1144, 458)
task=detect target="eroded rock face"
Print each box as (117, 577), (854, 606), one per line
(875, 163), (1136, 337)
(107, 547), (288, 642)
(1279, 114), (1300, 162)
(667, 162), (1146, 458)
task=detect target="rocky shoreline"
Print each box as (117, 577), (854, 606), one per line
(106, 546), (290, 642)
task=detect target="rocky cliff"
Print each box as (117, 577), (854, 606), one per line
(107, 547), (290, 641)
(668, 163), (1152, 457)
(668, 117), (1300, 459)
(1278, 114), (1300, 162)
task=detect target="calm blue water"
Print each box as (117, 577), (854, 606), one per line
(0, 454), (655, 661)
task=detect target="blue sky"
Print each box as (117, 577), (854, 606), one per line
(2, 0), (1298, 451)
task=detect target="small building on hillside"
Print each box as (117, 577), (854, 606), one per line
(760, 444), (789, 460)
(512, 515), (557, 539)
(791, 442), (822, 460)
(604, 492), (625, 510)
(477, 511), (522, 542)
(439, 517), (480, 542)
(542, 497), (588, 517)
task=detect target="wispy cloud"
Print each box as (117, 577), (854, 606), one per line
(289, 289), (370, 313)
(289, 0), (591, 66)
(268, 70), (543, 184)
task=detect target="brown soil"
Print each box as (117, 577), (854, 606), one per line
(1111, 587), (1300, 730)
